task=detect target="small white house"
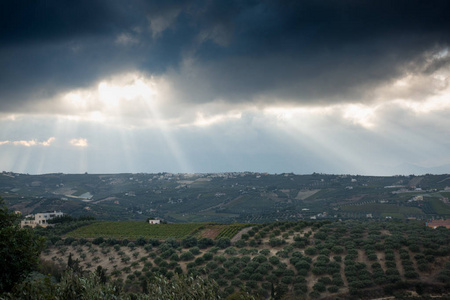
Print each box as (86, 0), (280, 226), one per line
(21, 211), (64, 228)
(148, 219), (161, 225)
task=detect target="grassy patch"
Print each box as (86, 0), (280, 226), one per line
(340, 203), (423, 215)
(429, 198), (450, 215)
(66, 221), (206, 239)
(65, 221), (249, 240)
(167, 212), (240, 223)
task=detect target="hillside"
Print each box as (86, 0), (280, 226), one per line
(39, 219), (450, 299)
(2, 172), (450, 223)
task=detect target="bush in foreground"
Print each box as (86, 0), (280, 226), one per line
(5, 270), (236, 300)
(0, 198), (45, 292)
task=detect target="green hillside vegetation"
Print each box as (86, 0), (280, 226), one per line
(3, 172), (450, 223)
(340, 203), (424, 216)
(6, 219), (447, 299)
(430, 198), (450, 215)
(4, 173), (450, 298)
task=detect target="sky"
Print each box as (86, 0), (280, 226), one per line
(1, 0), (450, 176)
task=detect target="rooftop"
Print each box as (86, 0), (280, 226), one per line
(426, 219), (450, 229)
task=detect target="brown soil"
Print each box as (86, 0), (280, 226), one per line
(231, 227), (253, 243)
(200, 227), (222, 239)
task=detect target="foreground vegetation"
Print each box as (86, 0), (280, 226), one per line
(0, 199), (45, 293)
(66, 221), (206, 239)
(2, 194), (450, 299)
(30, 220), (450, 299)
(4, 271), (230, 300)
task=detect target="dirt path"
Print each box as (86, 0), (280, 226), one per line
(92, 197), (117, 204)
(394, 251), (405, 278)
(231, 227), (253, 243)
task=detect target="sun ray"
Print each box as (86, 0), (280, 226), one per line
(262, 106), (382, 174)
(142, 102), (193, 173)
(58, 72), (194, 173)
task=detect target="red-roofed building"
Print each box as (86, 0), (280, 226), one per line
(426, 219), (450, 229)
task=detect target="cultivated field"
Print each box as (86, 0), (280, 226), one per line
(42, 220), (450, 299)
(66, 221), (250, 240)
(340, 203), (424, 216)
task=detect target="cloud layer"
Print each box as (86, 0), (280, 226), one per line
(2, 0), (450, 110)
(0, 137), (55, 147)
(0, 1), (449, 175)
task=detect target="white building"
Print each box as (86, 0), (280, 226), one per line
(21, 211), (64, 228)
(148, 219), (161, 224)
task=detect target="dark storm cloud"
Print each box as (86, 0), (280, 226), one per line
(174, 0), (450, 104)
(0, 0), (141, 110)
(1, 0), (449, 111)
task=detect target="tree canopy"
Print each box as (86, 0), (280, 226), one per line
(0, 198), (45, 292)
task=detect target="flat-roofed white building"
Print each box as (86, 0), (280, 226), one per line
(21, 211), (64, 228)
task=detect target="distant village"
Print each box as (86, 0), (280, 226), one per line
(4, 171), (450, 224)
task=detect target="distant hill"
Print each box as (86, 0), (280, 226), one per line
(393, 163), (450, 175)
(2, 171), (450, 222)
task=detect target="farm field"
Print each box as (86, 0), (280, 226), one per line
(166, 212), (240, 223)
(65, 221), (251, 240)
(215, 223), (250, 240)
(66, 221), (207, 239)
(295, 189), (320, 200)
(430, 198), (450, 215)
(39, 219), (450, 299)
(340, 203), (424, 216)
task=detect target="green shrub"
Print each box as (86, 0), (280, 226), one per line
(180, 251), (195, 261)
